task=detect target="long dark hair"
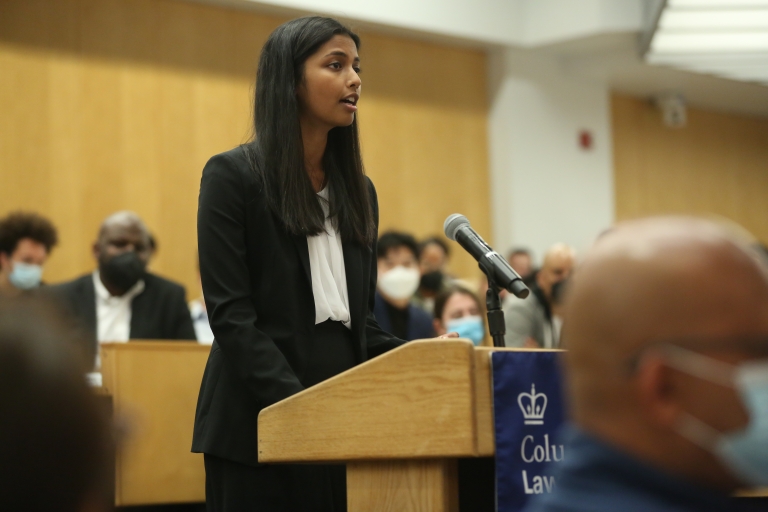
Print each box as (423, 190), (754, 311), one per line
(247, 16), (374, 246)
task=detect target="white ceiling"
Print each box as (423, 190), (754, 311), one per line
(544, 33), (768, 118)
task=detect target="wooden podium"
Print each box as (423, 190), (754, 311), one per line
(100, 341), (209, 506)
(258, 340), (498, 512)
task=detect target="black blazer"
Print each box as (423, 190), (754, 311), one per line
(191, 146), (404, 466)
(48, 272), (196, 363)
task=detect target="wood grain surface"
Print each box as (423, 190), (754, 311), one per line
(258, 340), (481, 462)
(347, 459), (459, 512)
(100, 341), (209, 506)
(612, 94), (768, 243)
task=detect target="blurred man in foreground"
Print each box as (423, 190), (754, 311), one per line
(0, 299), (112, 512)
(50, 211), (195, 366)
(504, 243), (575, 348)
(524, 217), (768, 512)
(0, 211), (58, 296)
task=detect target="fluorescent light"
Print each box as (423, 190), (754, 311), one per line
(646, 1), (768, 86)
(659, 9), (768, 30)
(651, 31), (768, 53)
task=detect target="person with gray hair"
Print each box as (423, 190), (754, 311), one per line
(49, 211), (195, 367)
(503, 243), (575, 348)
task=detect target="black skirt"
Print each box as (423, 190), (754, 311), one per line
(204, 320), (355, 512)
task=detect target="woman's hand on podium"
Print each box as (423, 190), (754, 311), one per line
(437, 332), (460, 339)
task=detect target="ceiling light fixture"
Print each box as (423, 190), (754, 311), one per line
(644, 0), (768, 86)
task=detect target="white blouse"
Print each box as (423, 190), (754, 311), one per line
(307, 187), (352, 329)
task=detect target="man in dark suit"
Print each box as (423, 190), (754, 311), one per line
(373, 231), (435, 341)
(49, 211), (195, 367)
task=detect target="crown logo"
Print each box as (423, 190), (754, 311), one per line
(518, 383), (547, 425)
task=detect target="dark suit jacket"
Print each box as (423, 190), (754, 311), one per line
(48, 272), (196, 363)
(373, 291), (436, 341)
(191, 146), (404, 466)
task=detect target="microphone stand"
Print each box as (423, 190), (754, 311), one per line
(485, 277), (507, 348)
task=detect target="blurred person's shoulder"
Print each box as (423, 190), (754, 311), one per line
(503, 290), (539, 313)
(45, 273), (93, 299)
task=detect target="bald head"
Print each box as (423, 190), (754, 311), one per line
(564, 216), (768, 489)
(566, 217), (768, 374)
(97, 211), (149, 247)
(536, 243), (575, 298)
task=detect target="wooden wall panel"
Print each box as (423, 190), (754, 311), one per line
(612, 94), (768, 243)
(0, 0), (490, 295)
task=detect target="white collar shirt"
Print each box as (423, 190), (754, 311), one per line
(93, 270), (145, 343)
(306, 187), (351, 329)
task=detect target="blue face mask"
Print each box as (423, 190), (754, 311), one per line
(664, 345), (768, 486)
(9, 262), (43, 290)
(718, 362), (768, 485)
(446, 315), (485, 346)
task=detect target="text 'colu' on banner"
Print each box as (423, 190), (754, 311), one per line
(492, 351), (566, 512)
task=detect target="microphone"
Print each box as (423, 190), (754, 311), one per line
(444, 214), (529, 299)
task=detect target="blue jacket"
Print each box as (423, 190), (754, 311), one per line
(523, 426), (737, 512)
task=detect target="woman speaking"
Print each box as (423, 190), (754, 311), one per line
(192, 16), (409, 512)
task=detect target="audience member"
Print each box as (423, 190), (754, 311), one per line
(374, 231), (435, 340)
(549, 277), (569, 348)
(504, 243), (575, 348)
(0, 211), (58, 297)
(419, 236), (450, 274)
(0, 298), (112, 512)
(146, 232), (158, 270)
(524, 217), (768, 512)
(148, 233), (158, 259)
(433, 285), (485, 346)
(49, 211), (195, 367)
(415, 236), (453, 313)
(507, 247), (534, 283)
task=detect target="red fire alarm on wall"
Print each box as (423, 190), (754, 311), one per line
(578, 130), (593, 150)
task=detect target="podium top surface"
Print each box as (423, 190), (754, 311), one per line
(258, 340), (557, 463)
(100, 340), (207, 352)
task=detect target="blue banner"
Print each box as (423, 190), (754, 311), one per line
(492, 351), (566, 512)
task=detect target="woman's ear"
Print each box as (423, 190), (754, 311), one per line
(634, 353), (683, 428)
(433, 318), (445, 336)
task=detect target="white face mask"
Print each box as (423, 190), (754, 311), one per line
(378, 266), (420, 300)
